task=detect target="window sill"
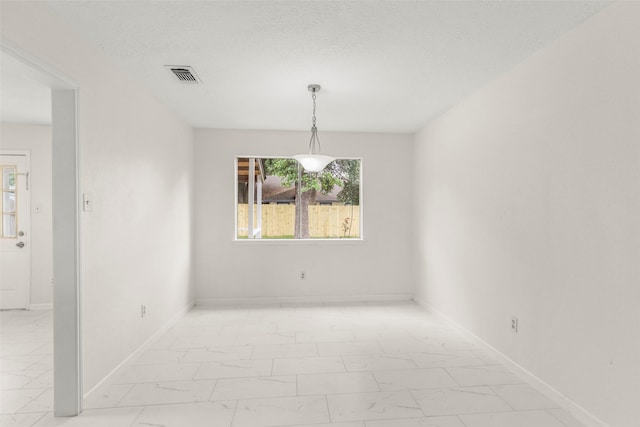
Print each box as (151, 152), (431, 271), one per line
(233, 238), (364, 246)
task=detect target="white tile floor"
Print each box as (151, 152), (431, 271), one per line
(1, 309), (53, 426)
(1, 302), (587, 427)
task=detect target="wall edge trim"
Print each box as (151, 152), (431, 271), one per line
(414, 296), (610, 427)
(196, 294), (413, 306)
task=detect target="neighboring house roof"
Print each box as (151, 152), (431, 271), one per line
(262, 175), (342, 203)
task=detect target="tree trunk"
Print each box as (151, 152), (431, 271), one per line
(294, 186), (316, 239)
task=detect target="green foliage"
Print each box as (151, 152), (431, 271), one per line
(329, 159), (360, 205)
(263, 158), (353, 196)
(263, 158), (299, 187)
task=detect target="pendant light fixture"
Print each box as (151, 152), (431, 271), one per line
(293, 84), (335, 172)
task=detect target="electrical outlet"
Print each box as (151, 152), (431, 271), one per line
(141, 305), (147, 318)
(511, 316), (519, 333)
(300, 271), (306, 280)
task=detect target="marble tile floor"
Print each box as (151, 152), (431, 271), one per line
(1, 309), (53, 426)
(0, 302), (587, 427)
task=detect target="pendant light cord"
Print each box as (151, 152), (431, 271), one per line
(312, 91), (317, 128)
(309, 90), (321, 155)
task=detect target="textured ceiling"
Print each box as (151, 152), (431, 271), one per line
(6, 1), (610, 131)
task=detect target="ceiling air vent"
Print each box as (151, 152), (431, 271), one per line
(165, 65), (202, 84)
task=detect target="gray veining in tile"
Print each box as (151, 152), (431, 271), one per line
(298, 372), (380, 395)
(365, 416), (466, 427)
(194, 359), (273, 380)
(273, 356), (346, 375)
(328, 391), (423, 422)
(1, 304), (585, 427)
(344, 354), (418, 372)
(132, 401), (236, 427)
(233, 396), (329, 427)
(211, 376), (296, 400)
(445, 365), (523, 387)
(459, 410), (567, 427)
(374, 368), (458, 391)
(491, 383), (558, 410)
(117, 380), (217, 407)
(412, 387), (511, 416)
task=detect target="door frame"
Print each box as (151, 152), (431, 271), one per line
(0, 150), (32, 309)
(1, 43), (83, 416)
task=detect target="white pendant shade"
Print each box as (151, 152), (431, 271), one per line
(294, 84), (334, 173)
(293, 154), (335, 172)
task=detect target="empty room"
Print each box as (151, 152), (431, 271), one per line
(0, 1), (638, 427)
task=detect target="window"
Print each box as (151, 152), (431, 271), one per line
(236, 157), (361, 240)
(1, 165), (17, 238)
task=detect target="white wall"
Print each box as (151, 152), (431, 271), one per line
(414, 3), (640, 426)
(2, 3), (195, 393)
(0, 124), (53, 307)
(195, 129), (413, 302)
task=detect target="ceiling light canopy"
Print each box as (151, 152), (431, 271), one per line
(293, 84), (335, 173)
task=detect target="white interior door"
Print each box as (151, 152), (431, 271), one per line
(0, 154), (30, 309)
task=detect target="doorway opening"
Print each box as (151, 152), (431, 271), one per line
(1, 44), (82, 416)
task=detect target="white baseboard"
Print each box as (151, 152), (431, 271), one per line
(83, 301), (195, 402)
(29, 303), (53, 310)
(196, 294), (413, 307)
(414, 296), (609, 427)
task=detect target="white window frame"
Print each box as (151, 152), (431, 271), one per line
(234, 155), (364, 244)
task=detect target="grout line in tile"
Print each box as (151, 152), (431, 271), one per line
(127, 406), (146, 427)
(114, 383), (138, 408)
(29, 411), (48, 427)
(442, 365), (463, 387)
(206, 379), (219, 402)
(405, 386), (426, 418)
(323, 393), (332, 423)
(457, 414), (471, 427)
(546, 409), (574, 427)
(226, 399), (239, 427)
(103, 383), (136, 409)
(3, 305), (587, 426)
(12, 387), (50, 414)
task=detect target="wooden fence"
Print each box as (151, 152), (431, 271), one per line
(238, 204), (360, 238)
